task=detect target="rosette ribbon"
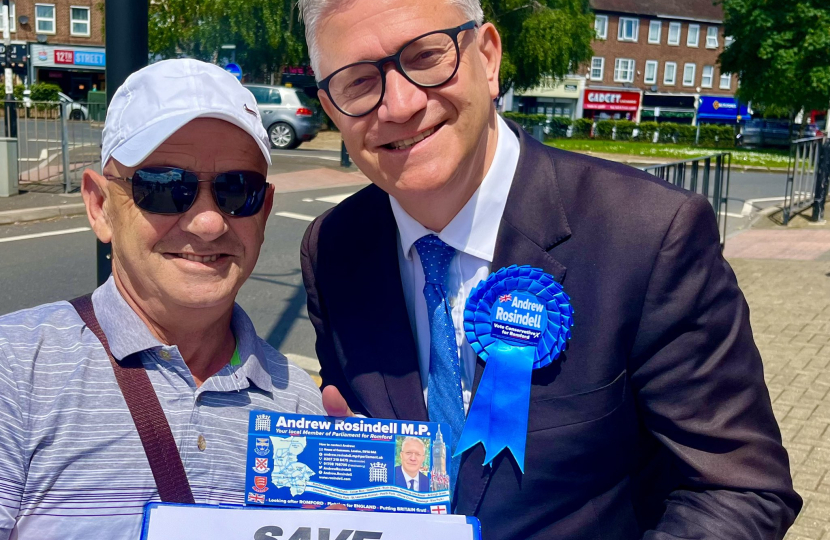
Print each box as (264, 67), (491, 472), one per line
(453, 265), (573, 473)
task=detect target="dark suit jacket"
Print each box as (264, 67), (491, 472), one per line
(301, 121), (801, 539)
(395, 465), (429, 492)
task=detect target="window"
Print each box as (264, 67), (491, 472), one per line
(618, 17), (639, 41)
(35, 3), (55, 34)
(720, 72), (732, 89)
(668, 22), (681, 45)
(614, 58), (635, 82)
(0, 2), (16, 33)
(706, 26), (718, 48)
(590, 57), (605, 81)
(701, 65), (714, 87)
(70, 6), (90, 36)
(687, 24), (700, 47)
(648, 20), (661, 43)
(664, 62), (677, 85)
(595, 15), (608, 39)
(725, 35), (734, 47)
(683, 63), (696, 86)
(644, 60), (658, 84)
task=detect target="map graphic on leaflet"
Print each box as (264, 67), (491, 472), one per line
(245, 412), (453, 514)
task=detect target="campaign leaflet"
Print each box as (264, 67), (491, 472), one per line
(245, 412), (452, 514)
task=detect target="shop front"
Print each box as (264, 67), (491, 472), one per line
(30, 44), (106, 101)
(513, 78), (584, 120)
(641, 94), (697, 125)
(581, 88), (641, 122)
(696, 96), (749, 125)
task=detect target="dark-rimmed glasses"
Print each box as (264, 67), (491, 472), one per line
(105, 167), (268, 217)
(317, 20), (478, 118)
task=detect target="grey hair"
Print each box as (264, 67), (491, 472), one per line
(400, 436), (427, 452)
(299, 0), (484, 78)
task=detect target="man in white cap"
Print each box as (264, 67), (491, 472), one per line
(0, 59), (324, 540)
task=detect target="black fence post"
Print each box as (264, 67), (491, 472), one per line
(813, 140), (829, 223)
(97, 0), (148, 285)
(340, 139), (351, 168)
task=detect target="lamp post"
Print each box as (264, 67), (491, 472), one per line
(98, 0), (148, 285)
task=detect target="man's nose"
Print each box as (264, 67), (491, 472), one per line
(377, 67), (428, 124)
(178, 181), (228, 242)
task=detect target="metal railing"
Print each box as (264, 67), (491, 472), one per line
(783, 136), (829, 224)
(0, 99), (103, 193)
(643, 152), (731, 248)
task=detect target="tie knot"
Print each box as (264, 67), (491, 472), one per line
(414, 235), (455, 286)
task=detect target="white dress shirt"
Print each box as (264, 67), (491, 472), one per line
(390, 115), (521, 413)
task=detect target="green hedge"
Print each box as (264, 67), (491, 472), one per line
(614, 120), (636, 141)
(595, 120), (614, 140)
(637, 121), (659, 142)
(503, 112), (572, 138)
(572, 118), (592, 139)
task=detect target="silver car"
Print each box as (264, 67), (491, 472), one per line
(243, 84), (322, 150)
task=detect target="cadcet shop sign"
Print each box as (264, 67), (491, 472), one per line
(583, 90), (641, 112)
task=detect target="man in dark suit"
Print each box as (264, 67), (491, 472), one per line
(297, 0), (801, 538)
(394, 437), (429, 492)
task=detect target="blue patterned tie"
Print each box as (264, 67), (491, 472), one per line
(413, 235), (465, 492)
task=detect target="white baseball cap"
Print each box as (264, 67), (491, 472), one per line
(101, 58), (272, 168)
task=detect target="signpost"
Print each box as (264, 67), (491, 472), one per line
(224, 63), (242, 81)
(2, 0), (16, 138)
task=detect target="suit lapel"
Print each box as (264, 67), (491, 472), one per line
(455, 121), (572, 516)
(332, 186), (428, 421)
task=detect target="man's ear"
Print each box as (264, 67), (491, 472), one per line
(476, 22), (503, 100)
(81, 168), (113, 244)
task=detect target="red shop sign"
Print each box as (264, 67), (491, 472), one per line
(54, 50), (75, 64)
(583, 90), (641, 112)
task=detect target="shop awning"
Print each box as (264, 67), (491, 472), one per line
(697, 96), (749, 123)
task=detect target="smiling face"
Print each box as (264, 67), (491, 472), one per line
(84, 118), (273, 318)
(400, 438), (426, 476)
(315, 0), (501, 223)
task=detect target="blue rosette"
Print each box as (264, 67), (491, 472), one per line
(454, 265), (573, 472)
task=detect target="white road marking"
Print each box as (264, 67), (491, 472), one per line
(274, 211), (316, 222)
(315, 193), (355, 205)
(270, 151), (340, 162)
(301, 198), (314, 202)
(0, 227), (91, 243)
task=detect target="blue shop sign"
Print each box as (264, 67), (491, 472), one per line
(697, 96), (749, 123)
(74, 51), (106, 67)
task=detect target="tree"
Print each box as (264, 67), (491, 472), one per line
(719, 0), (830, 120)
(149, 0), (307, 82)
(482, 0), (596, 93)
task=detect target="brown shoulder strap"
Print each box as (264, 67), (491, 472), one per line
(70, 294), (195, 504)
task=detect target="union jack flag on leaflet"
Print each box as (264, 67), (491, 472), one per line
(248, 492), (265, 504)
(498, 294), (512, 303)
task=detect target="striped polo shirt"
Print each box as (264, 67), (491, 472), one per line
(0, 278), (324, 540)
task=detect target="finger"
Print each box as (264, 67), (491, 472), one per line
(322, 385), (354, 417)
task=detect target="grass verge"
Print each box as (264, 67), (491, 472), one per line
(547, 139), (789, 169)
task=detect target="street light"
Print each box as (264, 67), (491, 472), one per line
(221, 44), (236, 64)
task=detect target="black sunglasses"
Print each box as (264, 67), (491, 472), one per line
(106, 167), (269, 217)
(317, 20), (478, 117)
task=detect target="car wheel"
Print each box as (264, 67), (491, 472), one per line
(269, 122), (297, 149)
(69, 109), (85, 121)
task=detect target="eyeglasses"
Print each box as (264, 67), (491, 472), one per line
(105, 167), (268, 217)
(317, 20), (478, 118)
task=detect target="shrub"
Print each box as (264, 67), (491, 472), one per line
(595, 120), (615, 140)
(546, 116), (571, 138)
(572, 118), (593, 139)
(29, 83), (62, 102)
(657, 122), (679, 143)
(676, 125), (697, 145)
(637, 121), (659, 142)
(614, 120), (636, 141)
(502, 112), (546, 132)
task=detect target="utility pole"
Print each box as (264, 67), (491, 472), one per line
(98, 0), (148, 285)
(2, 0), (16, 138)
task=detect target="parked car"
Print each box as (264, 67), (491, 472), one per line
(58, 92), (89, 121)
(243, 84), (322, 149)
(739, 119), (821, 148)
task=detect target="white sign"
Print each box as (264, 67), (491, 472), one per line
(141, 504), (481, 540)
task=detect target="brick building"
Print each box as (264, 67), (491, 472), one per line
(3, 0), (104, 99)
(512, 0), (748, 126)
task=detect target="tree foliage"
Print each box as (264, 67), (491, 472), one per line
(149, 0), (306, 82)
(719, 0), (830, 115)
(149, 0), (595, 89)
(482, 0), (595, 93)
